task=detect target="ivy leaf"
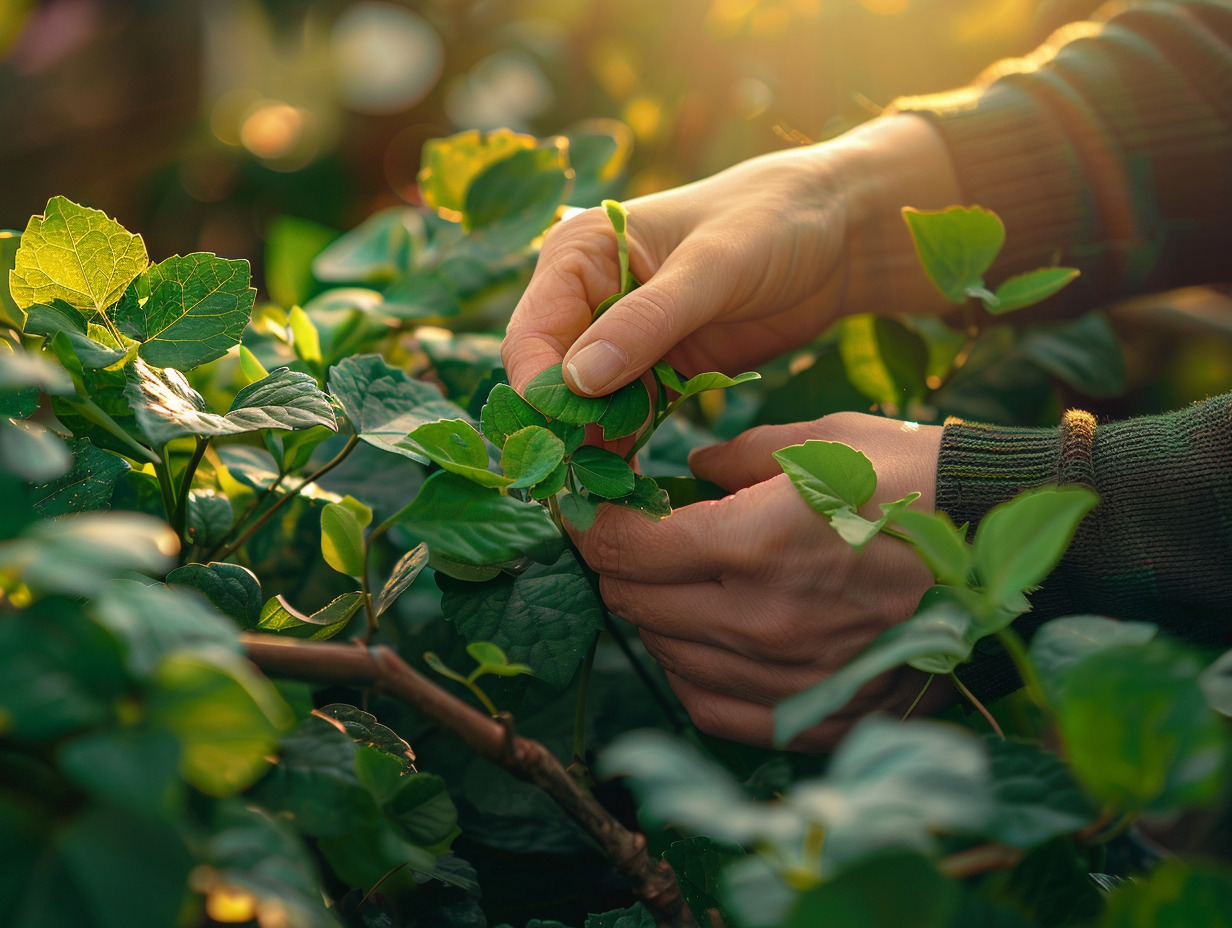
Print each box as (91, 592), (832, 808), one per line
(31, 439), (129, 516)
(774, 440), (877, 513)
(991, 267), (1080, 315)
(399, 418), (512, 488)
(774, 591), (977, 743)
(374, 543), (429, 617)
(571, 446), (636, 499)
(391, 470), (561, 566)
(418, 128), (537, 221)
(166, 561), (264, 628)
(115, 253), (255, 370)
(127, 362), (337, 447)
(524, 363), (611, 425)
(9, 196), (148, 316)
(256, 592), (365, 641)
(480, 383), (549, 446)
(501, 426), (565, 489)
(901, 206), (1005, 305)
(328, 354), (468, 461)
(438, 549), (603, 689)
(598, 378), (651, 440)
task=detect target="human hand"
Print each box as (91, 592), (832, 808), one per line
(502, 115), (961, 397)
(573, 412), (948, 751)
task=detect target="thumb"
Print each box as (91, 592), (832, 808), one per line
(561, 235), (742, 396)
(688, 422), (823, 491)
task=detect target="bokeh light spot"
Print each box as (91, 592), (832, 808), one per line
(239, 102), (316, 165)
(330, 2), (444, 114)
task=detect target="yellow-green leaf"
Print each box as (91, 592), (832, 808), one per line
(418, 128), (537, 221)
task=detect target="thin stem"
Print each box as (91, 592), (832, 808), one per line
(153, 456), (177, 527)
(209, 471), (289, 559)
(215, 433), (360, 561)
(950, 672), (1004, 739)
(171, 438), (209, 546)
(900, 674), (935, 722)
(570, 634), (599, 777)
(996, 627), (1050, 712)
(68, 397), (160, 464)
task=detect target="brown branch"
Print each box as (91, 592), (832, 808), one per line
(938, 843), (1023, 879)
(242, 634), (697, 928)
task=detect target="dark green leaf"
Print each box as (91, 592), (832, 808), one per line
(419, 128), (536, 219)
(524, 363), (611, 425)
(463, 146), (571, 251)
(375, 542), (430, 617)
(901, 206), (1005, 305)
(391, 470), (561, 565)
(166, 561), (264, 628)
(400, 418), (511, 488)
(116, 253), (254, 370)
(839, 314), (930, 412)
(991, 267), (1080, 314)
(318, 703), (417, 770)
(50, 327), (128, 370)
(559, 489), (600, 529)
(570, 445), (636, 499)
(608, 474), (671, 520)
(59, 728), (183, 819)
(356, 751), (458, 848)
(383, 269), (462, 319)
(656, 475), (728, 507)
(598, 378), (650, 440)
(985, 738), (1094, 848)
(994, 837), (1104, 927)
(662, 836), (744, 928)
(784, 852), (958, 928)
(480, 382), (549, 446)
(773, 440), (877, 513)
(256, 591), (365, 640)
(10, 196), (148, 315)
(1020, 312), (1127, 398)
(502, 425), (565, 489)
(1027, 615), (1157, 706)
(531, 460), (570, 500)
(586, 903), (654, 928)
(0, 342), (39, 419)
(313, 206), (422, 283)
(1103, 859), (1232, 928)
(438, 548), (603, 690)
(31, 439), (128, 516)
(23, 299), (87, 337)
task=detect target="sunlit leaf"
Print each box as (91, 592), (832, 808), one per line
(902, 205), (1004, 305)
(991, 267), (1080, 315)
(419, 128), (537, 220)
(374, 543), (429, 617)
(774, 440), (877, 513)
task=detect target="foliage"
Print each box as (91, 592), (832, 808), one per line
(0, 128), (1228, 928)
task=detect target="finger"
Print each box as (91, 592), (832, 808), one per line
(503, 212), (626, 392)
(560, 231), (751, 397)
(571, 497), (744, 583)
(688, 421), (828, 491)
(638, 629), (823, 704)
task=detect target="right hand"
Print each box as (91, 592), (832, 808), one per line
(502, 114), (962, 396)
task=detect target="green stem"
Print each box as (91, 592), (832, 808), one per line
(950, 672), (1004, 739)
(207, 471), (289, 560)
(996, 627), (1051, 713)
(900, 674), (935, 722)
(171, 438), (209, 547)
(153, 456), (177, 527)
(215, 433), (360, 562)
(68, 397), (160, 464)
(571, 635), (599, 775)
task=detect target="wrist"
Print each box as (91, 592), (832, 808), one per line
(822, 114), (963, 318)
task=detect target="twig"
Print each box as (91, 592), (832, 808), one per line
(242, 634), (697, 928)
(938, 843), (1022, 879)
(949, 673), (1004, 739)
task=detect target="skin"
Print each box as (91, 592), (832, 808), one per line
(502, 114), (966, 749)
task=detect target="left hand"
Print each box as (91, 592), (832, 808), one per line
(573, 412), (947, 751)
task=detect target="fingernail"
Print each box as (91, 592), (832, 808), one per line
(566, 340), (627, 395)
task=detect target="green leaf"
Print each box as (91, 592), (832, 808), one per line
(23, 299), (88, 337)
(502, 425), (565, 489)
(59, 728), (184, 819)
(166, 561), (264, 628)
(400, 417), (511, 488)
(531, 460), (570, 500)
(1020, 312), (1127, 399)
(480, 382), (550, 446)
(256, 591), (365, 640)
(587, 904), (655, 928)
(774, 593), (977, 743)
(357, 753), (459, 848)
(991, 266), (1080, 314)
(1201, 648), (1232, 718)
(270, 423), (334, 473)
(148, 647), (292, 797)
(652, 361), (686, 394)
(288, 304), (322, 365)
(675, 369), (761, 401)
(782, 852), (959, 928)
(438, 548), (603, 690)
(321, 498), (370, 577)
(0, 339), (74, 395)
(313, 206), (421, 283)
(2, 418), (72, 483)
(374, 542), (429, 617)
(1103, 859), (1232, 928)
(973, 485), (1099, 611)
(329, 354), (468, 460)
(559, 488), (601, 529)
(0, 342), (39, 419)
(901, 205), (1005, 305)
(419, 128), (537, 220)
(892, 509), (971, 586)
(92, 579), (241, 677)
(463, 146), (571, 249)
(391, 470), (561, 565)
(264, 215), (337, 308)
(238, 344), (268, 381)
(31, 439), (129, 516)
(829, 494), (919, 551)
(773, 440), (877, 513)
(0, 229), (25, 330)
(662, 836), (744, 928)
(115, 253), (254, 370)
(9, 196), (148, 315)
(381, 268), (462, 320)
(128, 362), (337, 447)
(1028, 615), (1158, 705)
(1057, 638), (1230, 814)
(524, 363), (611, 425)
(839, 314), (930, 412)
(984, 738), (1095, 848)
(598, 378), (651, 439)
(608, 473), (672, 520)
(993, 837), (1104, 928)
(317, 703), (418, 770)
(570, 446), (636, 499)
(49, 327), (128, 370)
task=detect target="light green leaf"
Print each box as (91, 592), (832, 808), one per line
(571, 445), (636, 499)
(676, 369), (761, 400)
(321, 499), (369, 577)
(901, 205), (1005, 305)
(391, 470), (562, 565)
(990, 267), (1080, 314)
(239, 344), (269, 382)
(0, 229), (25, 330)
(892, 509), (971, 586)
(9, 196), (148, 315)
(418, 128), (537, 220)
(264, 215), (338, 308)
(439, 548), (603, 690)
(288, 305), (322, 365)
(524, 363), (611, 425)
(773, 440), (877, 513)
(466, 641), (535, 678)
(256, 592), (365, 641)
(502, 425), (565, 489)
(1103, 859), (1232, 928)
(116, 253), (254, 370)
(312, 206), (422, 283)
(839, 314), (929, 412)
(480, 382), (549, 446)
(652, 361), (685, 394)
(400, 417), (511, 488)
(598, 378), (651, 440)
(973, 485), (1099, 610)
(1201, 649), (1232, 718)
(374, 543), (429, 617)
